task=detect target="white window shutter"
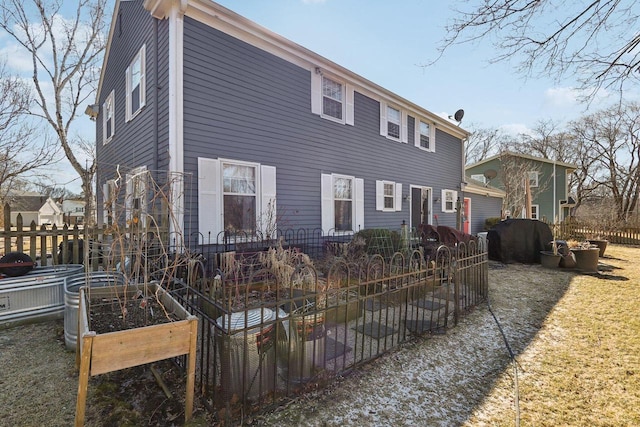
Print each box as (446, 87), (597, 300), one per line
(414, 121), (421, 148)
(345, 84), (355, 126)
(395, 183), (402, 211)
(125, 65), (131, 122)
(355, 178), (364, 231)
(401, 111), (408, 143)
(311, 70), (322, 115)
(260, 165), (277, 238)
(321, 173), (334, 234)
(376, 180), (384, 211)
(139, 45), (146, 109)
(198, 157), (221, 244)
(102, 183), (109, 225)
(379, 101), (387, 136)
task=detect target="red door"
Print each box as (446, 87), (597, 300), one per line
(463, 197), (471, 234)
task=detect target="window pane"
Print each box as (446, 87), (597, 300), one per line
(387, 122), (400, 139)
(224, 195), (256, 232)
(223, 164), (256, 194)
(387, 106), (400, 122)
(384, 197), (394, 209)
(131, 57), (141, 88)
(132, 86), (140, 113)
(384, 183), (393, 196)
(335, 200), (352, 231)
(322, 77), (342, 101)
(323, 97), (343, 120)
(334, 177), (352, 200)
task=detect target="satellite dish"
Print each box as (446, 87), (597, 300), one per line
(484, 169), (497, 180)
(453, 109), (464, 122)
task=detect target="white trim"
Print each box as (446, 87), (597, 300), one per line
(409, 185), (433, 229)
(198, 157), (221, 243)
(376, 180), (402, 212)
(321, 173), (363, 235)
(531, 204), (539, 220)
(168, 7), (185, 243)
(528, 170), (539, 187)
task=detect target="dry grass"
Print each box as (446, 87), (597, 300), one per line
(466, 245), (640, 426)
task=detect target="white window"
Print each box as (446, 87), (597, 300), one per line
(379, 101), (408, 142)
(125, 166), (148, 227)
(441, 189), (458, 213)
(103, 91), (115, 143)
(415, 120), (435, 151)
(126, 45), (146, 122)
(322, 76), (344, 121)
(470, 174), (487, 184)
(321, 173), (364, 234)
(528, 171), (539, 188)
(198, 158), (276, 243)
(311, 69), (354, 125)
(376, 180), (402, 212)
(531, 204), (539, 220)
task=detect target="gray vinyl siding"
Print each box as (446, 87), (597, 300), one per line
(465, 193), (503, 234)
(182, 16), (463, 236)
(95, 1), (159, 223)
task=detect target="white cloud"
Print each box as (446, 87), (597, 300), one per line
(543, 87), (581, 108)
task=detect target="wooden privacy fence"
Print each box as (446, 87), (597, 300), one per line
(553, 222), (640, 245)
(0, 211), (168, 271)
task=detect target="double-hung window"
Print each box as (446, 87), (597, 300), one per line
(126, 45), (146, 121)
(417, 120), (436, 151)
(222, 163), (257, 233)
(380, 101), (407, 142)
(321, 173), (364, 234)
(376, 180), (402, 212)
(103, 91), (115, 143)
(528, 171), (539, 188)
(322, 76), (343, 121)
(125, 166), (148, 226)
(531, 204), (539, 220)
(311, 70), (354, 125)
(198, 158), (277, 243)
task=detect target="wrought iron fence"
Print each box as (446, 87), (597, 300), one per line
(171, 239), (488, 421)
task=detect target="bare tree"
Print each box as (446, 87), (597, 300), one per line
(498, 153), (549, 219)
(0, 59), (59, 203)
(437, 0), (640, 99)
(0, 0), (109, 225)
(465, 124), (506, 164)
(569, 102), (640, 222)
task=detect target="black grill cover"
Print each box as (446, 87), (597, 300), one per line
(487, 219), (553, 263)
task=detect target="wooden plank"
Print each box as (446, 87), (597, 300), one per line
(89, 320), (193, 375)
(75, 331), (95, 427)
(185, 318), (198, 422)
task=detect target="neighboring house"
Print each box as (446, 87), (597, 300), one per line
(466, 152), (577, 222)
(6, 195), (64, 227)
(463, 177), (505, 234)
(61, 199), (86, 225)
(93, 0), (498, 245)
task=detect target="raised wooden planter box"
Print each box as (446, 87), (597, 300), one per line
(74, 283), (198, 427)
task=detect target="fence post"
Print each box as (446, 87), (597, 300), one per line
(29, 221), (37, 262)
(16, 214), (24, 253)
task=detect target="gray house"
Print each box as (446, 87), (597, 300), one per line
(94, 0), (498, 245)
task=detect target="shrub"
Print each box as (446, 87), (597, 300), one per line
(484, 217), (502, 230)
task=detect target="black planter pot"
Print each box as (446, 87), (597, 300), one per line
(540, 251), (561, 268)
(587, 240), (608, 257)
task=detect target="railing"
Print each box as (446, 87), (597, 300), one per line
(171, 241), (488, 421)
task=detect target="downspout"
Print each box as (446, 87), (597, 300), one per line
(553, 160), (557, 222)
(153, 17), (159, 173)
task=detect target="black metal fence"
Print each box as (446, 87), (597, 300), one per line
(171, 237), (488, 421)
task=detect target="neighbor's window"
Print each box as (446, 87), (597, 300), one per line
(531, 204), (539, 220)
(223, 162), (257, 233)
(528, 171), (539, 188)
(322, 76), (343, 121)
(470, 174), (486, 184)
(103, 91), (115, 143)
(334, 176), (353, 231)
(387, 106), (401, 139)
(126, 45), (146, 121)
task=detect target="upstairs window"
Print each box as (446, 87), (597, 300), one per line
(418, 120), (436, 151)
(528, 171), (539, 188)
(311, 69), (354, 125)
(322, 76), (343, 121)
(126, 45), (146, 121)
(470, 174), (487, 184)
(103, 91), (115, 143)
(387, 106), (401, 139)
(380, 101), (407, 142)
